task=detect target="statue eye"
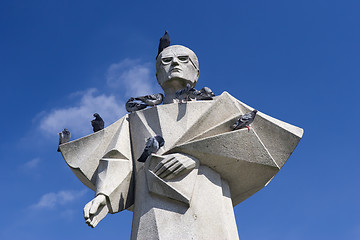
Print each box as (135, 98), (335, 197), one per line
(161, 57), (172, 64)
(178, 56), (189, 62)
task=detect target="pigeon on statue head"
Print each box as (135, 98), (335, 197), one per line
(156, 31), (170, 60)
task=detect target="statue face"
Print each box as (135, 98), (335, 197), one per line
(156, 45), (199, 90)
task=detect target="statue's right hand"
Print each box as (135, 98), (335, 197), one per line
(83, 194), (108, 228)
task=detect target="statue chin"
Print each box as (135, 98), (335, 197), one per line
(161, 77), (196, 91)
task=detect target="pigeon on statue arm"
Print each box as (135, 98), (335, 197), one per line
(231, 110), (258, 131)
(91, 113), (104, 132)
(57, 128), (71, 152)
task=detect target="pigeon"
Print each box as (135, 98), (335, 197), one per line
(126, 97), (148, 112)
(175, 83), (194, 102)
(57, 128), (71, 152)
(137, 135), (165, 162)
(231, 110), (258, 132)
(91, 113), (104, 132)
(200, 87), (215, 98)
(156, 31), (170, 59)
(190, 86), (215, 100)
(135, 93), (164, 106)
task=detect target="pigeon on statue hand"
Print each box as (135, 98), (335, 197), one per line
(156, 31), (170, 59)
(91, 113), (104, 133)
(57, 128), (71, 152)
(231, 110), (258, 132)
(137, 135), (165, 162)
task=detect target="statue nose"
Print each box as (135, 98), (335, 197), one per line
(171, 58), (179, 66)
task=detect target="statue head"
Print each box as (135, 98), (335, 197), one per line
(156, 45), (199, 93)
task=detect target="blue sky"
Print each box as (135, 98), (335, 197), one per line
(0, 0), (359, 239)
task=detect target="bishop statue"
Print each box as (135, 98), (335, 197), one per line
(59, 44), (303, 240)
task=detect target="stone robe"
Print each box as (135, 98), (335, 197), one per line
(60, 92), (303, 239)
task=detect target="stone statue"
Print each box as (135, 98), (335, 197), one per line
(59, 45), (303, 239)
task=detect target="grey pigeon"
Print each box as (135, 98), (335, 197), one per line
(175, 83), (193, 102)
(137, 135), (165, 162)
(231, 110), (258, 131)
(126, 97), (148, 112)
(91, 113), (104, 132)
(135, 93), (164, 106)
(57, 128), (71, 152)
(200, 87), (215, 98)
(156, 31), (170, 60)
(190, 86), (215, 100)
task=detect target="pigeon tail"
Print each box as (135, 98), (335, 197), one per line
(138, 152), (150, 162)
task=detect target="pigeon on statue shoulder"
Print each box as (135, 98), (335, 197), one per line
(175, 83), (194, 103)
(190, 86), (215, 100)
(126, 97), (148, 112)
(135, 93), (164, 106)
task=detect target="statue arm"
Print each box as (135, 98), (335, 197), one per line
(83, 156), (134, 228)
(83, 194), (108, 228)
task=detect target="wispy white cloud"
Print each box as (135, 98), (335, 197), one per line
(21, 158), (40, 170)
(39, 88), (125, 138)
(106, 58), (161, 97)
(32, 189), (87, 209)
(37, 58), (161, 139)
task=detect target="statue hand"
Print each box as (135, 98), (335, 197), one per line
(83, 194), (108, 228)
(153, 154), (196, 180)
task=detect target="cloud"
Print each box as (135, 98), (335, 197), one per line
(21, 158), (40, 170)
(32, 189), (87, 209)
(106, 58), (161, 97)
(37, 58), (161, 139)
(39, 88), (125, 138)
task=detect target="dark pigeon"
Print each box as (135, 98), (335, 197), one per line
(135, 93), (164, 106)
(57, 128), (71, 152)
(231, 110), (258, 132)
(126, 97), (148, 112)
(91, 113), (104, 132)
(137, 135), (165, 162)
(156, 31), (170, 59)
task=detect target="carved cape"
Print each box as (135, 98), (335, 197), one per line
(59, 92), (303, 214)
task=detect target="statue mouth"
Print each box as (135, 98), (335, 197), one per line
(171, 68), (182, 72)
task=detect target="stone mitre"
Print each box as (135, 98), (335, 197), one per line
(59, 91), (303, 213)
